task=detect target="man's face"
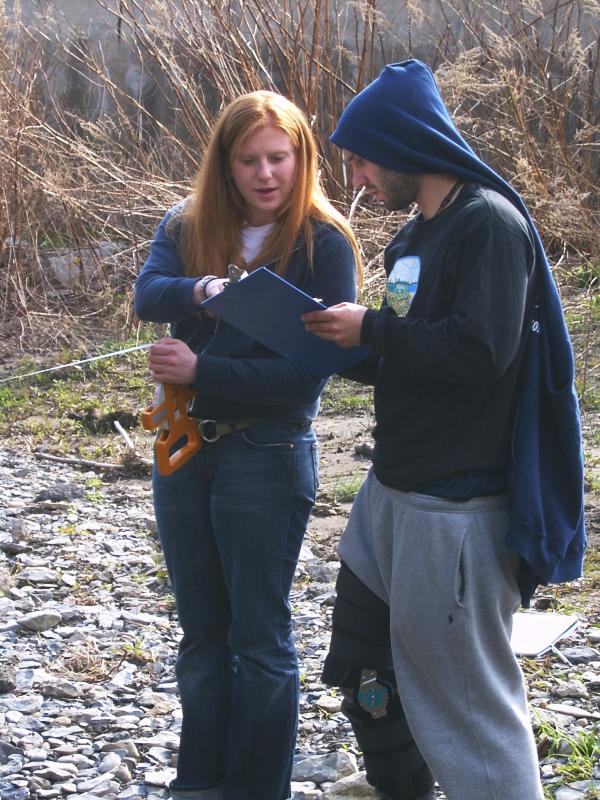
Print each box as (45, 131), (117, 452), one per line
(343, 151), (420, 211)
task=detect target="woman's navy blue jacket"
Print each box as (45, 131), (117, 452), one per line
(135, 206), (359, 424)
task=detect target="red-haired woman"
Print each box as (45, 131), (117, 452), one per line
(135, 91), (361, 800)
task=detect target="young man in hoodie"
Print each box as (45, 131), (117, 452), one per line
(302, 60), (585, 800)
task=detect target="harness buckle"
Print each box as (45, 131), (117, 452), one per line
(198, 419), (220, 442)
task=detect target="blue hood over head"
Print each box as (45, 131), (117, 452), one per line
(333, 60), (586, 604)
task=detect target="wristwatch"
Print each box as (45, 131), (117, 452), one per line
(196, 274), (219, 303)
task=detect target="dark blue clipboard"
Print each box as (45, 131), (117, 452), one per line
(201, 267), (369, 378)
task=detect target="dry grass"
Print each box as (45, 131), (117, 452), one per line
(0, 0), (598, 354)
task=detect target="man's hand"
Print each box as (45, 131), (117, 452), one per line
(302, 303), (367, 348)
(148, 338), (197, 384)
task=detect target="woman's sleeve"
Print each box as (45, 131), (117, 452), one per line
(301, 225), (359, 307)
(134, 210), (200, 323)
(193, 353), (326, 404)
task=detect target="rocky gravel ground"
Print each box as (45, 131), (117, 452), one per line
(1, 413), (599, 800)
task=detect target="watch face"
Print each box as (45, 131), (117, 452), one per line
(357, 681), (390, 718)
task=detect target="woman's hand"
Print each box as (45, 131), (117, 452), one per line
(302, 303), (367, 348)
(192, 277), (230, 305)
(148, 338), (198, 384)
(205, 278), (229, 298)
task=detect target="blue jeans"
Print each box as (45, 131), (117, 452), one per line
(153, 420), (319, 800)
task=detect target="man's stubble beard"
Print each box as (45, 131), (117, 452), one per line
(376, 167), (420, 212)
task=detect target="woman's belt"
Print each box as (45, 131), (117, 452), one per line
(197, 418), (259, 443)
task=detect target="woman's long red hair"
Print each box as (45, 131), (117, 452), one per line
(179, 91), (361, 284)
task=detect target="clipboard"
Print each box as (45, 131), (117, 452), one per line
(510, 611), (578, 659)
(202, 267), (370, 378)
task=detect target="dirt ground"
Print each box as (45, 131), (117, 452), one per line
(308, 413), (374, 561)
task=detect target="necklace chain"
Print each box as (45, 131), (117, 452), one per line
(435, 180), (463, 217)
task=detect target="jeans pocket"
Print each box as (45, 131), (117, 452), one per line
(241, 421), (313, 449)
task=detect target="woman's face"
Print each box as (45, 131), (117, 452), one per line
(230, 124), (298, 226)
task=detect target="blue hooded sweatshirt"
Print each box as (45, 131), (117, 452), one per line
(331, 59), (586, 605)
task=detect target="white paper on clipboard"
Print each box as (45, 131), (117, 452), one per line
(510, 611), (578, 657)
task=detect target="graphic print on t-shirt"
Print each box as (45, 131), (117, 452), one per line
(386, 256), (420, 316)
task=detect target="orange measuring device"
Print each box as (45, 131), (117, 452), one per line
(141, 383), (201, 475)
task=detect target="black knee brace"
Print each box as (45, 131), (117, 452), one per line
(322, 563), (435, 800)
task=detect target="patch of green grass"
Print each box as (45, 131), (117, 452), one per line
(333, 476), (363, 503)
(84, 487), (104, 504)
(0, 385), (30, 417)
(521, 657), (554, 692)
(321, 375), (373, 416)
(561, 260), (600, 291)
(583, 548), (600, 582)
(535, 713), (600, 788)
(122, 638), (154, 664)
(58, 523), (79, 536)
(578, 383), (600, 414)
(0, 337), (156, 462)
(584, 450), (600, 494)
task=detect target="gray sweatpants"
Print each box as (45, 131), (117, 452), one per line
(338, 468), (544, 800)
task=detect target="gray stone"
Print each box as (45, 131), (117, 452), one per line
(15, 567), (59, 585)
(25, 748), (49, 761)
(0, 742), (25, 760)
(7, 519), (31, 541)
(0, 566), (15, 592)
(291, 781), (322, 799)
(17, 609), (63, 631)
(116, 785), (147, 799)
(143, 768), (176, 788)
(113, 764), (132, 784)
(39, 680), (82, 700)
(0, 780), (30, 800)
(314, 694), (343, 713)
(588, 629), (600, 645)
(0, 595), (16, 616)
(105, 740), (140, 760)
(555, 679), (589, 698)
(56, 783), (77, 795)
(98, 752), (122, 774)
(554, 787), (586, 800)
(306, 562), (340, 584)
(34, 484), (85, 503)
(76, 774), (120, 793)
(12, 694), (44, 714)
(569, 780), (598, 793)
(292, 752), (358, 784)
(560, 646), (599, 663)
(0, 661), (17, 693)
(321, 771), (378, 798)
(32, 765), (79, 782)
(47, 242), (122, 288)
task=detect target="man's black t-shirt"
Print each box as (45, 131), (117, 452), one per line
(352, 184), (536, 496)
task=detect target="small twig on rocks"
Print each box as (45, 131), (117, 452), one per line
(114, 419), (135, 451)
(34, 451), (127, 470)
